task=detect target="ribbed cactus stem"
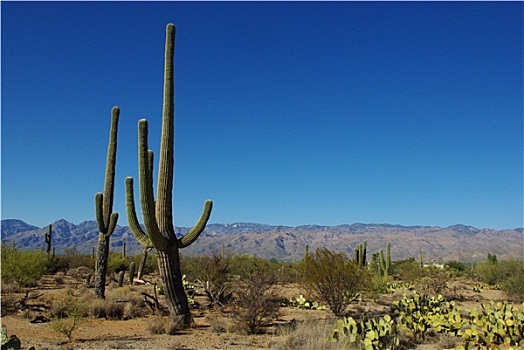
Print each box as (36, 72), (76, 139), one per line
(378, 249), (385, 274)
(386, 242), (391, 274)
(95, 106), (120, 237)
(94, 106), (120, 299)
(129, 262), (136, 285)
(125, 23), (213, 327)
(118, 270), (125, 287)
(362, 241), (367, 267)
(419, 248), (423, 269)
(122, 241), (126, 258)
(45, 224), (52, 254)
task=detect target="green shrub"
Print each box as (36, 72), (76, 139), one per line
(502, 263), (524, 301)
(444, 260), (467, 276)
(475, 259), (523, 287)
(107, 252), (131, 275)
(188, 251), (233, 307)
(61, 248), (93, 269)
(232, 258), (280, 334)
(301, 248), (370, 316)
(49, 296), (88, 342)
(390, 258), (425, 282)
(1, 247), (48, 287)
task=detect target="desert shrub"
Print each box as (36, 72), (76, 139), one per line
(444, 260), (467, 276)
(49, 296), (88, 342)
(192, 251), (233, 307)
(415, 265), (450, 296)
(146, 315), (183, 335)
(475, 259), (523, 287)
(367, 274), (394, 301)
(232, 258), (280, 334)
(1, 247), (48, 287)
(107, 252), (131, 275)
(301, 248), (370, 316)
(62, 247), (93, 269)
(390, 258), (425, 283)
(502, 263), (524, 301)
(46, 256), (71, 274)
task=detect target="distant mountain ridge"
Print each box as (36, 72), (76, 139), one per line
(1, 219), (522, 263)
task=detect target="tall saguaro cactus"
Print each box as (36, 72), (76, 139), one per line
(125, 23), (213, 326)
(45, 224), (52, 254)
(94, 106), (120, 299)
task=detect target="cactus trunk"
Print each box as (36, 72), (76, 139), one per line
(45, 224), (52, 254)
(94, 106), (120, 299)
(125, 23), (212, 327)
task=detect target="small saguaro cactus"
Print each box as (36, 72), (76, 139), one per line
(45, 224), (52, 254)
(121, 241), (126, 258)
(354, 241), (367, 268)
(419, 248), (424, 269)
(378, 242), (391, 276)
(125, 23), (213, 327)
(128, 262), (136, 285)
(117, 270), (125, 288)
(94, 106), (120, 299)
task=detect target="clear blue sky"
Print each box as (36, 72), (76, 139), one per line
(2, 2), (523, 230)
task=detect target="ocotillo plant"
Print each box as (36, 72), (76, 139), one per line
(125, 23), (213, 327)
(94, 106), (120, 299)
(45, 224), (52, 254)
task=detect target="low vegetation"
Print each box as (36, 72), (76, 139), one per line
(1, 246), (523, 349)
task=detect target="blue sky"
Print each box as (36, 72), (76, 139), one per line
(1, 1), (522, 230)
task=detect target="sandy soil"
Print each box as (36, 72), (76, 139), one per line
(0, 273), (513, 350)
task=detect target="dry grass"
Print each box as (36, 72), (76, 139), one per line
(271, 318), (352, 350)
(146, 315), (184, 335)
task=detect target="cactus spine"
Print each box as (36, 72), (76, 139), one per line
(125, 23), (213, 327)
(45, 224), (52, 254)
(94, 106), (120, 299)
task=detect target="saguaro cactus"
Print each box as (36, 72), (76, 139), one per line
(94, 106), (120, 299)
(354, 241), (367, 268)
(125, 23), (213, 327)
(378, 242), (391, 276)
(45, 224), (52, 254)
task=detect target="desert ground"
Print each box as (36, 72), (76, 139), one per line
(1, 266), (518, 350)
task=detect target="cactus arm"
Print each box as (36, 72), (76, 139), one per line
(125, 177), (153, 248)
(138, 119), (168, 251)
(107, 212), (119, 236)
(178, 200), (213, 248)
(95, 192), (107, 234)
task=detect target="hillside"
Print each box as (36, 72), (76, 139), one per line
(1, 219), (522, 263)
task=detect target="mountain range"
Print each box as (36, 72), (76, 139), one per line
(1, 219), (522, 263)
